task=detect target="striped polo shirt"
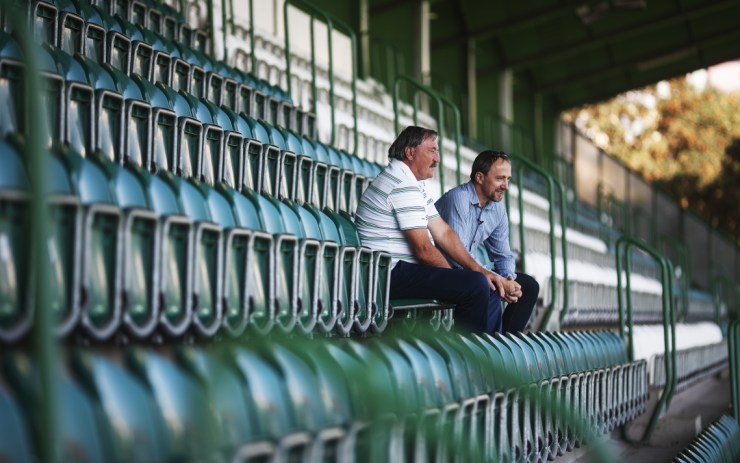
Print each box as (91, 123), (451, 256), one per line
(355, 159), (439, 267)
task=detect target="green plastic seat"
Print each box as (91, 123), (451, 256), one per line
(0, 140), (33, 343)
(70, 350), (178, 461)
(3, 351), (113, 463)
(226, 346), (309, 461)
(175, 347), (259, 456)
(125, 348), (222, 461)
(0, 376), (32, 462)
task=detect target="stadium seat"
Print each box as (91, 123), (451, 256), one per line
(0, 382), (32, 463)
(0, 140), (32, 343)
(70, 350), (178, 461)
(125, 347), (222, 460)
(174, 347), (260, 456)
(226, 346), (308, 461)
(3, 351), (114, 462)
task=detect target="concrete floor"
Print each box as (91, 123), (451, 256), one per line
(556, 370), (732, 463)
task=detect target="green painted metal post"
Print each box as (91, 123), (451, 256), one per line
(1, 3), (58, 461)
(393, 75), (446, 195)
(435, 93), (462, 186)
(284, 1), (359, 153)
(616, 236), (677, 442)
(504, 154), (569, 330)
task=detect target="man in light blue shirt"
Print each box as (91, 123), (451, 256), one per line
(436, 150), (539, 332)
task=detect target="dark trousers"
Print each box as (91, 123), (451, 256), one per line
(502, 273), (539, 333)
(390, 261), (502, 335)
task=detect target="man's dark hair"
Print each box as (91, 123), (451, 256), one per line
(388, 126), (438, 161)
(470, 150), (510, 181)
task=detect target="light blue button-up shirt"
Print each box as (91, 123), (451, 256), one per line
(435, 182), (517, 278)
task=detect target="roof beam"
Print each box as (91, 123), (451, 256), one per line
(432, 0), (577, 48)
(476, 0), (740, 76)
(535, 27), (740, 93)
(506, 0), (740, 71)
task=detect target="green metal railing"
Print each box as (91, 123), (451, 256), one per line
(284, 0), (359, 154)
(503, 155), (569, 330)
(713, 273), (737, 325)
(393, 74), (462, 194)
(2, 2), (58, 460)
(616, 236), (677, 442)
(658, 234), (690, 321)
(730, 320), (740, 422)
(436, 92), (462, 185)
(225, 0), (256, 72)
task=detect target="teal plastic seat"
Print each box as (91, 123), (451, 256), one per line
(3, 351), (114, 463)
(175, 347), (259, 455)
(32, 0), (58, 47)
(70, 350), (178, 461)
(0, 140), (33, 343)
(301, 135), (330, 209)
(227, 346), (308, 461)
(125, 348), (222, 461)
(261, 343), (350, 460)
(0, 382), (32, 463)
(322, 208), (374, 335)
(279, 126), (313, 204)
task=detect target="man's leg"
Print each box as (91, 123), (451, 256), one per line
(502, 273), (539, 332)
(390, 261), (491, 334)
(486, 290), (503, 334)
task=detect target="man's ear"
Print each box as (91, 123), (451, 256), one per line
(475, 171), (484, 184)
(404, 146), (412, 159)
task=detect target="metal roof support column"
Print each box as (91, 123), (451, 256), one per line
(499, 68), (513, 148)
(466, 38), (477, 138)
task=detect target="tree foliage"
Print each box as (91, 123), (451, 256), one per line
(564, 76), (740, 244)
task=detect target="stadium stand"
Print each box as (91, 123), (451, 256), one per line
(0, 0), (738, 462)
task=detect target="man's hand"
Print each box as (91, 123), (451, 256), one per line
(480, 268), (506, 296)
(501, 275), (522, 303)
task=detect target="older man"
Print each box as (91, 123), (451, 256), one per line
(355, 126), (504, 334)
(435, 150), (539, 332)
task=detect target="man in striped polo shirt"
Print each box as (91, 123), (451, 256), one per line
(436, 150), (538, 333)
(355, 126), (505, 335)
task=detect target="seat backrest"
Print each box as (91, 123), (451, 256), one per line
(70, 350), (177, 461)
(0, 383), (32, 463)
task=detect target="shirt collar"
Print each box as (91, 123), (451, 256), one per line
(390, 159), (419, 184)
(462, 181), (483, 206)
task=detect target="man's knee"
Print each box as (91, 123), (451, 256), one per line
(518, 273), (539, 294)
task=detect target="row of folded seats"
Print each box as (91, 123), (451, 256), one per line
(0, 31), (401, 342)
(0, 330), (648, 462)
(18, 0), (316, 136)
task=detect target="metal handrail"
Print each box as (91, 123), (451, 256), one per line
(435, 93), (462, 185)
(616, 236), (677, 442)
(504, 155), (569, 330)
(730, 321), (740, 422)
(392, 74), (446, 195)
(1, 2), (58, 460)
(712, 273), (736, 325)
(658, 234), (690, 321)
(284, 0), (359, 154)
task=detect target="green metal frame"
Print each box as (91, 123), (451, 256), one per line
(284, 0), (359, 154)
(1, 2), (58, 461)
(658, 234), (690, 321)
(226, 0), (256, 73)
(392, 74), (464, 196)
(712, 273), (736, 325)
(730, 321), (740, 422)
(503, 155), (569, 329)
(616, 236), (677, 442)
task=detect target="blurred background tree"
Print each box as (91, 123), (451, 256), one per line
(563, 75), (740, 244)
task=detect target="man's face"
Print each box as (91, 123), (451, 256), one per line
(405, 136), (440, 181)
(477, 159), (511, 203)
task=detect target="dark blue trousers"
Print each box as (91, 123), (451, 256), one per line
(502, 272), (539, 333)
(390, 261), (502, 335)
